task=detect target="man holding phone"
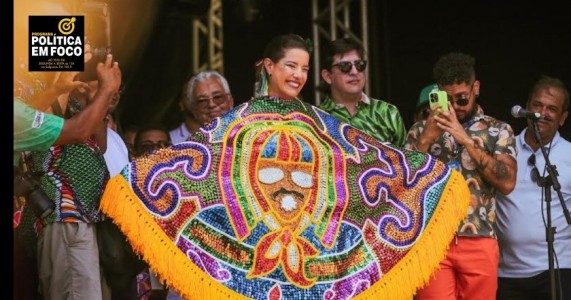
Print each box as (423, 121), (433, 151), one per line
(428, 90), (449, 115)
(404, 52), (517, 299)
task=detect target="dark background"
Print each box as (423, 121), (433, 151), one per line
(27, 0), (571, 139)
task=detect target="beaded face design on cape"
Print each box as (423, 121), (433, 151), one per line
(101, 96), (470, 300)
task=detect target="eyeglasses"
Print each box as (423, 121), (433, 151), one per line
(195, 93), (229, 107)
(331, 60), (367, 73)
(136, 141), (171, 155)
(527, 154), (540, 183)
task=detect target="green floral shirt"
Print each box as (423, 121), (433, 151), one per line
(404, 105), (517, 238)
(318, 93), (407, 147)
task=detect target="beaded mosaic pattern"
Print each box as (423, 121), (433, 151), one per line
(101, 97), (470, 300)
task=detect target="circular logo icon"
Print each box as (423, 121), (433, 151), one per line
(58, 17), (76, 35)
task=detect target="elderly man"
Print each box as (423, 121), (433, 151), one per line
(169, 71), (234, 144)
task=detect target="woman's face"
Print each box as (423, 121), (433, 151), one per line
(265, 48), (310, 100)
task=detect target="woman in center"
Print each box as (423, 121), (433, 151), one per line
(254, 33), (312, 100)
(101, 32), (470, 300)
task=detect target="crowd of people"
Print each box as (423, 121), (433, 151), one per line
(13, 2), (570, 300)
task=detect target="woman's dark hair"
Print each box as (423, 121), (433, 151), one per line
(262, 34), (313, 63)
(254, 34), (313, 97)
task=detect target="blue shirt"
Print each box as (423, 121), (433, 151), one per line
(496, 129), (571, 277)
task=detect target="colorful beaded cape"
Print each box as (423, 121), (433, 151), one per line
(101, 97), (470, 300)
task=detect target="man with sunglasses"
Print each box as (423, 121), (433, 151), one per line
(318, 38), (406, 146)
(404, 52), (517, 299)
(495, 76), (571, 300)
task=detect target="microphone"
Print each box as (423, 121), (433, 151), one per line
(511, 105), (545, 120)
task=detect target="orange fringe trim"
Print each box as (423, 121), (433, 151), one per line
(354, 169), (470, 300)
(99, 175), (250, 300)
(100, 169), (469, 300)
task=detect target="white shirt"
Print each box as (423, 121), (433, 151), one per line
(169, 123), (191, 145)
(104, 128), (130, 176)
(496, 129), (571, 277)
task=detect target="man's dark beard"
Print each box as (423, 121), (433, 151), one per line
(458, 105), (478, 124)
(271, 187), (304, 200)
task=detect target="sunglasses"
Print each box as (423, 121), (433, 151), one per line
(447, 82), (475, 107)
(136, 141), (171, 155)
(450, 95), (469, 107)
(331, 60), (367, 73)
(527, 154), (540, 184)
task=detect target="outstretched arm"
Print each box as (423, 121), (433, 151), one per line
(55, 54), (121, 145)
(27, 71), (88, 111)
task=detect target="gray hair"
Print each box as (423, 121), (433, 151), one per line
(182, 71), (231, 104)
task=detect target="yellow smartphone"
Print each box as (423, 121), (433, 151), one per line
(429, 91), (449, 115)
